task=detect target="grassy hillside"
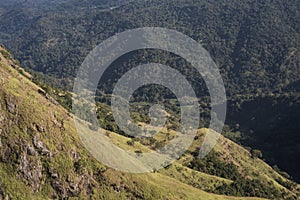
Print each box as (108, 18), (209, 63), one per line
(0, 1), (299, 181)
(0, 47), (299, 199)
(0, 0), (299, 183)
(0, 47), (250, 199)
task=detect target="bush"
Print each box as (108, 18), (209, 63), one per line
(251, 149), (263, 159)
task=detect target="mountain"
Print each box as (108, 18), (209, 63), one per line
(1, 46), (299, 199)
(0, 0), (299, 190)
(0, 0), (299, 94)
(1, 0), (299, 182)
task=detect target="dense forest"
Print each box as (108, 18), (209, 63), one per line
(0, 0), (299, 182)
(0, 0), (299, 94)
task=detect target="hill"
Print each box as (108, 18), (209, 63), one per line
(0, 2), (299, 181)
(0, 46), (299, 199)
(0, 0), (299, 94)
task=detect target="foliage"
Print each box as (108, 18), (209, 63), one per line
(188, 150), (240, 181)
(251, 149), (263, 159)
(0, 0), (299, 96)
(226, 94), (300, 182)
(215, 178), (282, 198)
(185, 147), (294, 199)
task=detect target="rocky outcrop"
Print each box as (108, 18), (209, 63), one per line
(33, 134), (51, 157)
(5, 95), (17, 114)
(50, 173), (95, 199)
(17, 152), (43, 192)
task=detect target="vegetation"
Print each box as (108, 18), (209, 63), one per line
(0, 0), (299, 94)
(226, 94), (300, 181)
(1, 47), (299, 199)
(187, 150), (281, 198)
(0, 0), (300, 198)
(0, 46), (245, 200)
(0, 1), (299, 182)
(188, 150), (240, 181)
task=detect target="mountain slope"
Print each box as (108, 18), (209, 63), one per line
(0, 1), (299, 181)
(0, 48), (240, 200)
(0, 47), (260, 199)
(0, 47), (299, 199)
(0, 0), (299, 94)
(226, 94), (300, 182)
(0, 0), (299, 183)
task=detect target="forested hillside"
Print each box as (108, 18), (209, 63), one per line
(0, 0), (299, 94)
(1, 46), (299, 199)
(0, 0), (299, 182)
